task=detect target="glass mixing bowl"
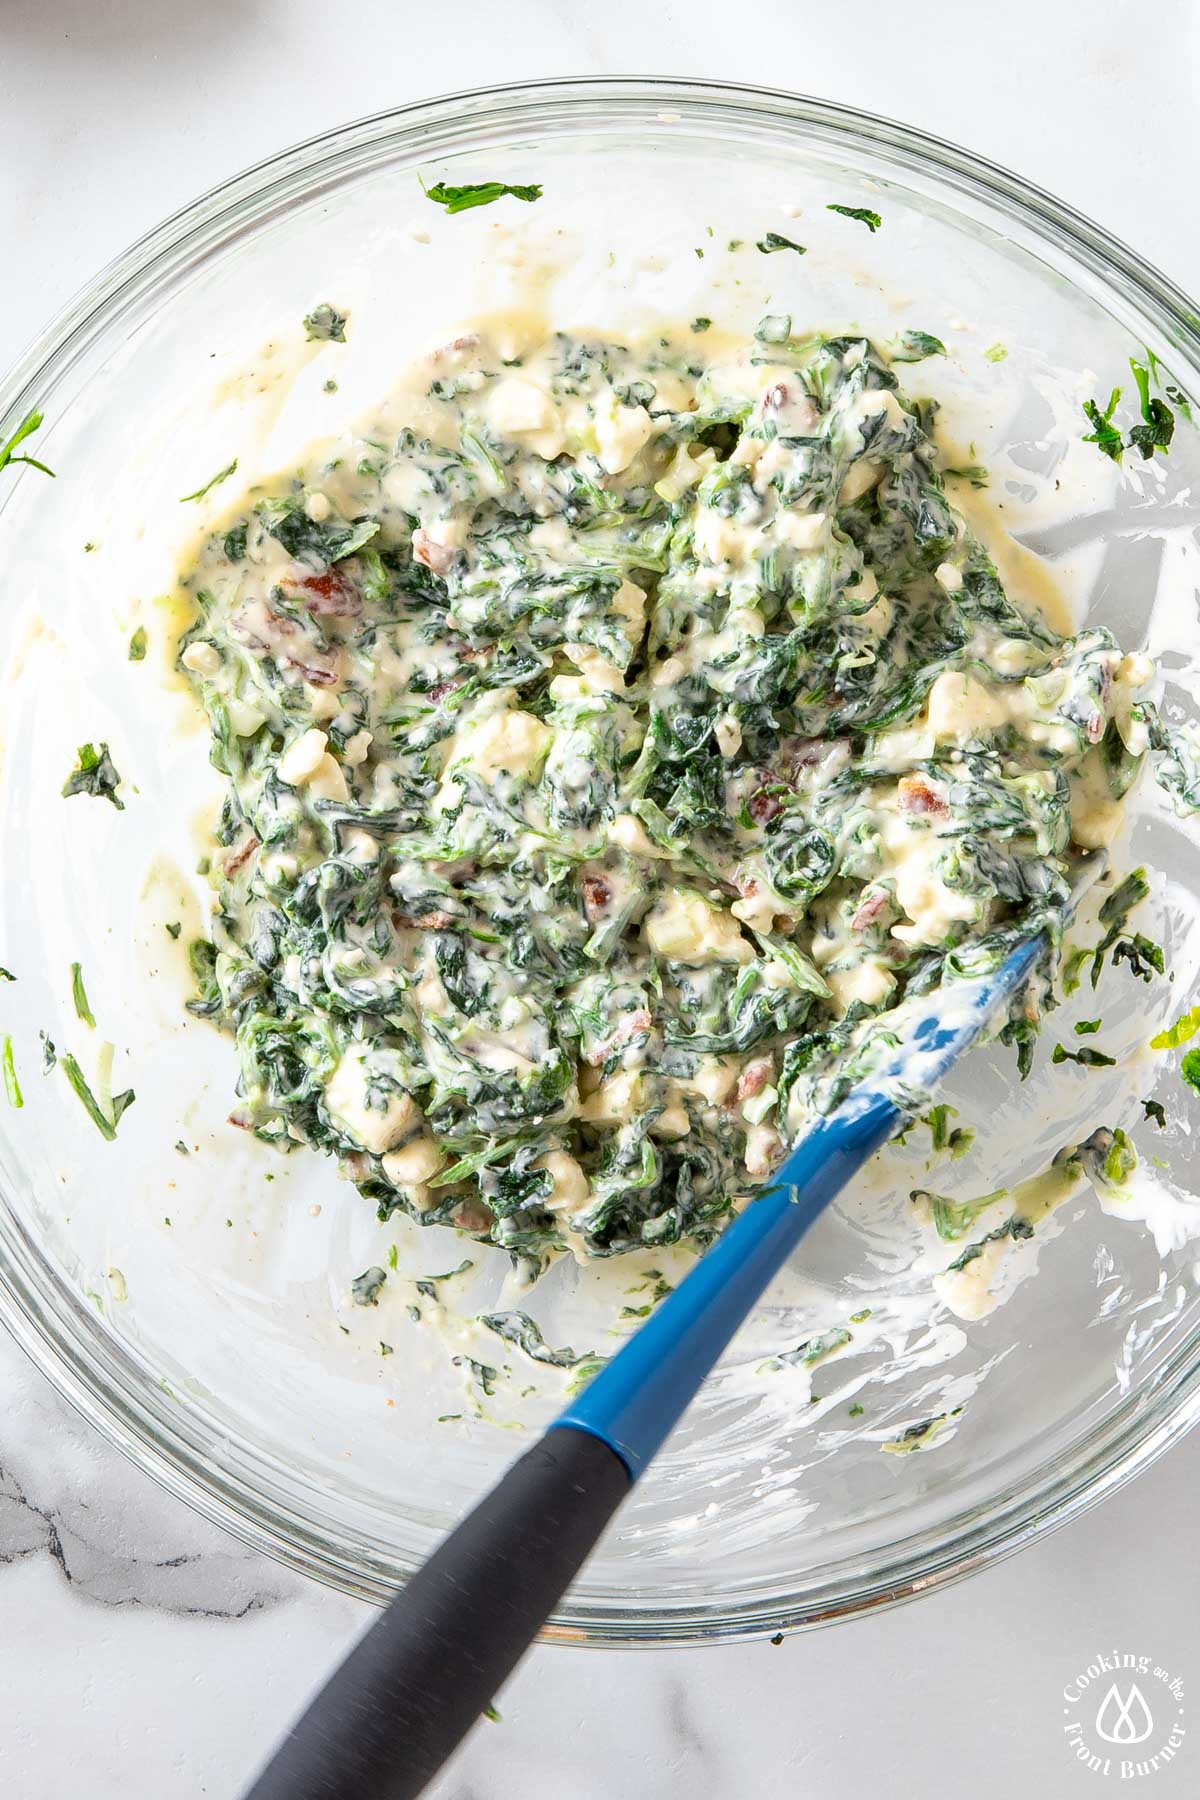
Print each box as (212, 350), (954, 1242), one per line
(2, 78), (1200, 1644)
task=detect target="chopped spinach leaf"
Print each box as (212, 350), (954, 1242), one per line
(1082, 388), (1124, 462)
(60, 1053), (132, 1140)
(888, 329), (945, 362)
(913, 1185), (1008, 1241)
(70, 962), (95, 1029)
(180, 459), (238, 504)
(882, 1411), (958, 1454)
(1128, 357), (1175, 460)
(479, 1311), (595, 1368)
(303, 304), (348, 343)
(756, 232), (806, 256)
(455, 1356), (498, 1397)
(943, 463), (989, 489)
(413, 1258), (474, 1301)
(351, 1266), (388, 1306)
(62, 743), (125, 810)
(826, 204), (881, 231)
(2, 1036), (21, 1108)
(1150, 1006), (1200, 1051)
(421, 178), (542, 215)
(1110, 935), (1164, 982)
(1052, 1043), (1117, 1068)
(0, 409), (55, 479)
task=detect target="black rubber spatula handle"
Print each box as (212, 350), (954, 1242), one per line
(244, 1426), (630, 1800)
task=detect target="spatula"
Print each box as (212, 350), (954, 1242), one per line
(245, 929), (1045, 1800)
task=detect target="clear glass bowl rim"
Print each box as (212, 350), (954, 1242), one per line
(2, 74), (1199, 1645)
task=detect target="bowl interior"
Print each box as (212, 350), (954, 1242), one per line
(2, 82), (1200, 1637)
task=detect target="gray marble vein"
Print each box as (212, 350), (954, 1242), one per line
(0, 1347), (296, 1619)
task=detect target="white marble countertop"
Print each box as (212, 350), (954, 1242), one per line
(3, 4), (1200, 1795)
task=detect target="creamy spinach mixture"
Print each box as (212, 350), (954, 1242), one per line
(177, 320), (1157, 1276)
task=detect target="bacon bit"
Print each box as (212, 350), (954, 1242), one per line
(736, 1058), (773, 1102)
(782, 737), (826, 772)
(285, 657), (339, 687)
(286, 565), (362, 618)
(1085, 709), (1106, 745)
(581, 872), (612, 920)
(222, 834), (260, 876)
(748, 783), (782, 824)
(614, 1008), (652, 1045)
(776, 736), (851, 782)
(428, 675), (468, 704)
(227, 619), (272, 654)
(897, 774), (950, 818)
(452, 1197), (494, 1233)
(412, 528), (456, 575)
(228, 1109), (254, 1132)
(851, 888), (891, 931)
(763, 383), (789, 411)
(262, 604), (300, 635)
(585, 1008), (652, 1067)
(393, 908), (458, 931)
